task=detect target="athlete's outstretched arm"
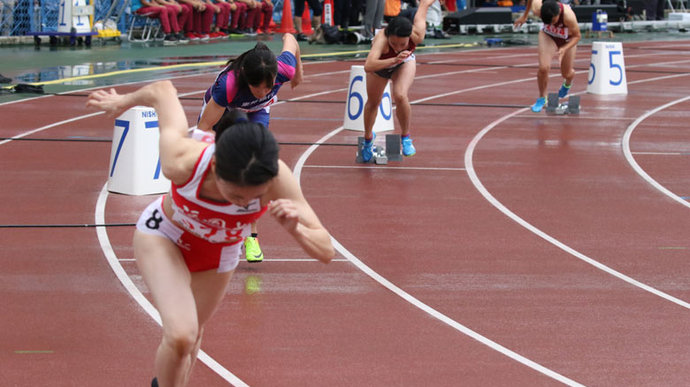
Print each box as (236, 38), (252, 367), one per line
(281, 33), (303, 89)
(86, 81), (202, 184)
(197, 98), (226, 132)
(410, 0), (436, 44)
(514, 0), (541, 27)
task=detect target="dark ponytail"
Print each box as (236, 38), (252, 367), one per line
(385, 16), (413, 38)
(212, 108), (248, 136)
(225, 42), (278, 90)
(214, 115), (279, 186)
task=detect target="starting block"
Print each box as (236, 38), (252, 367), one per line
(545, 93), (580, 115)
(356, 134), (402, 164)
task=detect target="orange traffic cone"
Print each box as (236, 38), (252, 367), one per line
(277, 0), (295, 33)
(301, 3), (313, 34)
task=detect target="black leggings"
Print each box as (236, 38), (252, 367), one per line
(294, 0), (323, 17)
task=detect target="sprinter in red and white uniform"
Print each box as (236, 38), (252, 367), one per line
(514, 0), (581, 112)
(87, 81), (334, 387)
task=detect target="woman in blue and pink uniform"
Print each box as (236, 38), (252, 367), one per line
(87, 81), (333, 387)
(514, 0), (581, 112)
(360, 0), (435, 163)
(197, 33), (303, 261)
(197, 33), (303, 131)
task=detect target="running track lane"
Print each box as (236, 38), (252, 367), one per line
(1, 41), (690, 385)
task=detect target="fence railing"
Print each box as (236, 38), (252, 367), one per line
(1, 0), (127, 36)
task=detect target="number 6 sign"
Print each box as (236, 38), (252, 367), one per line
(343, 65), (394, 132)
(587, 41), (628, 95)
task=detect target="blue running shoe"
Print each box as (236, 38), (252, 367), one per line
(531, 97), (546, 113)
(401, 136), (416, 157)
(361, 133), (375, 162)
(558, 83), (571, 98)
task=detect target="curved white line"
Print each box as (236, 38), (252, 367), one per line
(0, 58), (549, 386)
(6, 51), (685, 385)
(94, 183), (250, 387)
(89, 65), (501, 385)
(0, 93), (250, 385)
(622, 95), (690, 208)
(464, 77), (690, 310)
(294, 130), (584, 385)
(290, 59), (690, 383)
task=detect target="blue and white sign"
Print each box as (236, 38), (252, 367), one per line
(587, 41), (627, 95)
(343, 65), (394, 132)
(108, 106), (171, 196)
(57, 0), (93, 34)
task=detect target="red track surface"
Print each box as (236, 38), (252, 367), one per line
(2, 40), (690, 386)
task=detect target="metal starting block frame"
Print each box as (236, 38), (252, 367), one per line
(356, 134), (402, 164)
(546, 93), (580, 115)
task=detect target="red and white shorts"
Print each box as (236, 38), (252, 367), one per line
(136, 197), (242, 273)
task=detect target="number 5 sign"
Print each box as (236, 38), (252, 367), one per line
(587, 41), (628, 95)
(343, 65), (394, 132)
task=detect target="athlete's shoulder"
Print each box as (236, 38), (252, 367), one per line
(562, 4), (579, 25)
(277, 50), (297, 66)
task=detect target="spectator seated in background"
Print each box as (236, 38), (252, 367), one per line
(131, 0), (188, 44)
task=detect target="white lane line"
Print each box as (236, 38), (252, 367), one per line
(253, 258), (350, 262)
(0, 82), (252, 386)
(117, 258), (351, 262)
(303, 165), (466, 171)
(5, 50), (682, 386)
(85, 64), (499, 385)
(293, 126), (585, 386)
(0, 112), (104, 146)
(622, 95), (690, 210)
(464, 76), (690, 311)
(631, 152), (689, 156)
(286, 56), (690, 384)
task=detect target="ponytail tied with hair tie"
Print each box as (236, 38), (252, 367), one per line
(212, 109), (249, 137)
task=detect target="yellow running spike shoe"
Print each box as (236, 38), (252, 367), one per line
(245, 236), (263, 263)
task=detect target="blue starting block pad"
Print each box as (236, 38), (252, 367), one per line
(356, 134), (402, 164)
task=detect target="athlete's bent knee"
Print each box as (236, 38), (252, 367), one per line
(392, 91), (407, 106)
(365, 98), (381, 111)
(162, 326), (199, 357)
(537, 64), (550, 75)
